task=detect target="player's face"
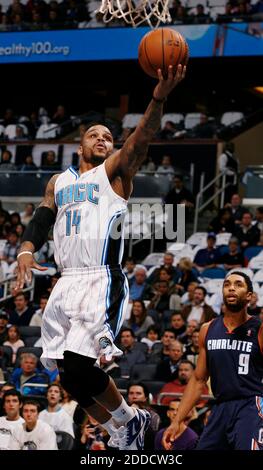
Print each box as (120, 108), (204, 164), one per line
(79, 125), (114, 163)
(223, 274), (252, 312)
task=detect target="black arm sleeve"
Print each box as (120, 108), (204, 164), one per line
(21, 206), (56, 252)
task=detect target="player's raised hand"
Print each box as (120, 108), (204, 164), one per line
(15, 252), (48, 290)
(153, 64), (186, 102)
(161, 421), (180, 450)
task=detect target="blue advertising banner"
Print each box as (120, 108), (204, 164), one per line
(0, 24), (262, 64)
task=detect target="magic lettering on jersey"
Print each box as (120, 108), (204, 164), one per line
(55, 182), (100, 207)
(207, 339), (253, 352)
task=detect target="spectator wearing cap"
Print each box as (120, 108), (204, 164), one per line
(0, 311), (9, 345)
(129, 265), (153, 301)
(193, 233), (220, 273)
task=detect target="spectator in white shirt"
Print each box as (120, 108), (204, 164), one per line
(10, 399), (57, 450)
(39, 383), (74, 438)
(29, 293), (49, 327)
(0, 390), (24, 450)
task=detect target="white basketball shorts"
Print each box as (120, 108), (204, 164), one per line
(41, 265), (129, 368)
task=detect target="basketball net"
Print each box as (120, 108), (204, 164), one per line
(98, 0), (172, 28)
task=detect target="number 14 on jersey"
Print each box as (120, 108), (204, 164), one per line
(65, 209), (81, 236)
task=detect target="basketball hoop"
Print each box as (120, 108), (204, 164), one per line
(98, 0), (172, 28)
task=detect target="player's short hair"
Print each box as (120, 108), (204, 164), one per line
(225, 271), (253, 293)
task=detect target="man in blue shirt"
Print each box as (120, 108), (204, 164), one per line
(193, 233), (220, 273)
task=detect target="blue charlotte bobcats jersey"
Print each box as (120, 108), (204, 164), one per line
(206, 316), (263, 402)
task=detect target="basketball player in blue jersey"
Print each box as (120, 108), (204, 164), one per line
(15, 64), (186, 450)
(162, 271), (263, 450)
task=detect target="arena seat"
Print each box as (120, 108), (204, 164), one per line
(216, 232), (232, 246)
(252, 269), (263, 283)
(244, 246), (263, 262)
(186, 232), (208, 247)
(18, 326), (41, 341)
(122, 114), (143, 129)
(36, 123), (59, 139)
(249, 257), (263, 271)
(203, 278), (224, 294)
(142, 253), (164, 267)
(221, 111), (244, 127)
(55, 431), (75, 450)
(131, 364), (157, 382)
(145, 381), (166, 398)
(0, 345), (13, 369)
(184, 113), (203, 130)
(161, 113), (184, 129)
(201, 267), (226, 279)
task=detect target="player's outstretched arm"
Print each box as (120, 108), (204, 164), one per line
(162, 322), (210, 450)
(106, 64), (186, 180)
(15, 174), (59, 290)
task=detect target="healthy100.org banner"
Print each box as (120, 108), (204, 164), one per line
(0, 24), (262, 64)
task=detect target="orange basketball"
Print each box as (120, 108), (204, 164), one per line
(138, 27), (189, 79)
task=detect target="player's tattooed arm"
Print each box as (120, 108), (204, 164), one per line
(106, 64), (186, 180)
(15, 174), (59, 289)
(39, 174), (59, 213)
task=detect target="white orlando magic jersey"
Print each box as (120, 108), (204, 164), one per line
(53, 162), (127, 269)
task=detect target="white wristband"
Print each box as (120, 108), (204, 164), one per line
(17, 251), (33, 259)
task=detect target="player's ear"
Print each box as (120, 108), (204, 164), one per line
(78, 145), (83, 157)
(246, 291), (252, 303)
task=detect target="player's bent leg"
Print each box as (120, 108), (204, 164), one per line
(94, 377), (151, 450)
(62, 351), (150, 450)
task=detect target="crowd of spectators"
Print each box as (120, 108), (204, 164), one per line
(0, 0), (261, 32)
(1, 178), (263, 449)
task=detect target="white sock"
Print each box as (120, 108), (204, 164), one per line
(110, 398), (135, 425)
(102, 417), (118, 436)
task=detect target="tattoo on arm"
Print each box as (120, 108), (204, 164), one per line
(126, 99), (163, 173)
(39, 174), (59, 213)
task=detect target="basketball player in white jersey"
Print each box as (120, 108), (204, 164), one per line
(15, 64), (186, 450)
